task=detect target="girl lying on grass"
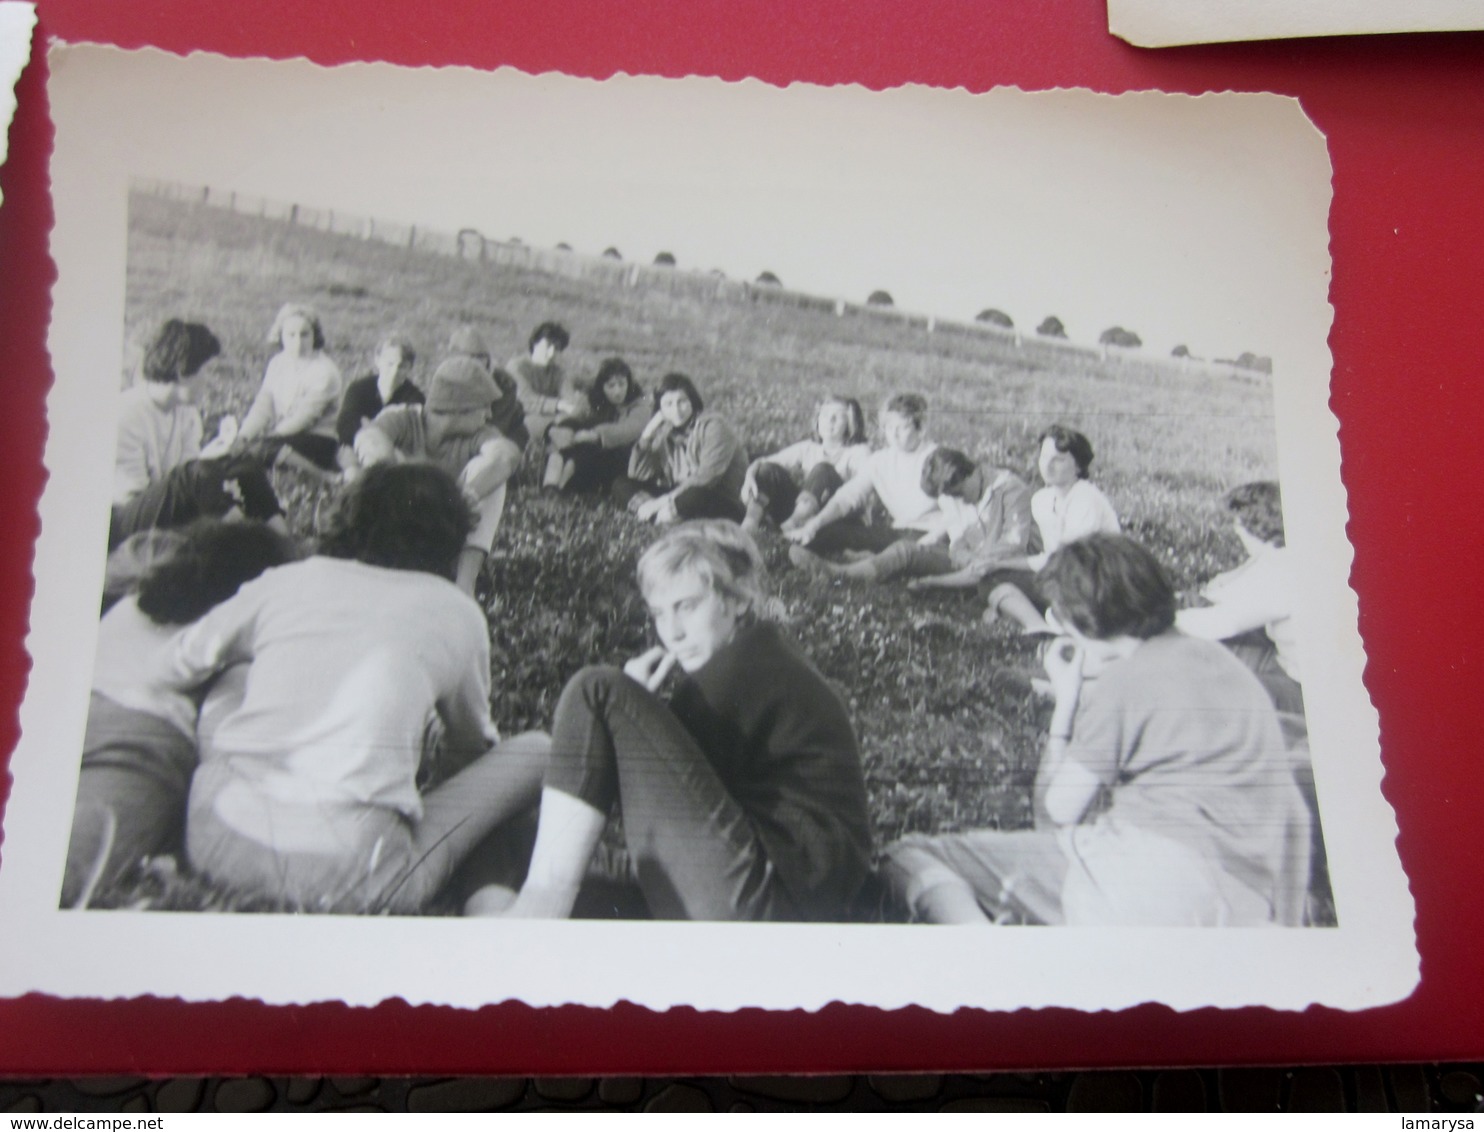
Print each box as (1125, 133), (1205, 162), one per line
(613, 372), (750, 524)
(476, 520), (873, 921)
(542, 357), (650, 494)
(739, 395), (870, 535)
(154, 464), (549, 914)
(885, 533), (1312, 927)
(978, 424), (1120, 634)
(63, 519), (298, 909)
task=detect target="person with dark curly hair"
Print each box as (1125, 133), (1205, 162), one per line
(885, 533), (1311, 927)
(109, 319), (286, 550)
(542, 357), (650, 493)
(62, 519), (298, 908)
(150, 464), (549, 914)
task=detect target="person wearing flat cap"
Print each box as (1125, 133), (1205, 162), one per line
(445, 326), (529, 449)
(352, 357), (523, 596)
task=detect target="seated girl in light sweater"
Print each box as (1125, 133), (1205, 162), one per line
(155, 464), (550, 914)
(477, 521), (873, 921)
(62, 520), (298, 908)
(885, 533), (1312, 927)
(739, 395), (870, 534)
(236, 302), (344, 474)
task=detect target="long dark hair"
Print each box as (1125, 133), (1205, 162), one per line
(136, 520), (297, 625)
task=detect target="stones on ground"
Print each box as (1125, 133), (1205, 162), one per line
(155, 1078), (205, 1112)
(1389, 1066), (1431, 1113)
(1354, 1066), (1390, 1112)
(941, 1097), (1050, 1112)
(327, 1077), (377, 1098)
(1217, 1068), (1283, 1112)
(1289, 1067), (1345, 1112)
(868, 1074), (943, 1102)
(72, 1078), (147, 1097)
(1151, 1070), (1207, 1111)
(729, 1075), (854, 1104)
(285, 1078), (323, 1105)
(407, 1078), (526, 1112)
(1440, 1070), (1482, 1107)
(644, 1084), (713, 1112)
(121, 1095), (150, 1114)
(1068, 1072), (1142, 1112)
(598, 1078), (644, 1105)
(533, 1078), (593, 1102)
(214, 1077), (276, 1112)
(5, 1095), (41, 1113)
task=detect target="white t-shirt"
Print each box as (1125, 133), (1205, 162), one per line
(831, 443), (941, 530)
(1177, 545), (1299, 681)
(1027, 479), (1121, 569)
(157, 557), (498, 835)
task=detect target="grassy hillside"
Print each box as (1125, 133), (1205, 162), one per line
(119, 189), (1284, 883)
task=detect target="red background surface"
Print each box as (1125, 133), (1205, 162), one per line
(0, 0), (1480, 1075)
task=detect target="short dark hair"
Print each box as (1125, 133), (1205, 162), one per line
(883, 393), (928, 430)
(141, 320), (221, 384)
(921, 447), (976, 497)
(1224, 481), (1284, 547)
(1038, 424), (1094, 479)
(654, 372), (704, 416)
(594, 357), (642, 404)
(319, 463), (473, 581)
(529, 321), (571, 353)
(1039, 533), (1175, 641)
(136, 520), (297, 625)
(816, 396), (867, 445)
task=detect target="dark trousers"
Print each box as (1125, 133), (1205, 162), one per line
(610, 477), (747, 523)
(564, 443), (632, 495)
(545, 666), (795, 921)
(752, 461), (845, 525)
(108, 457), (282, 550)
(805, 517), (915, 555)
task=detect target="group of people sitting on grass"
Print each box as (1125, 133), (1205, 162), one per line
(69, 305), (1313, 927)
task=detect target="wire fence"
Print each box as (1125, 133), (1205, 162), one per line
(132, 179), (1269, 385)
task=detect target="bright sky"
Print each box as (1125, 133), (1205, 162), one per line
(113, 56), (1329, 361)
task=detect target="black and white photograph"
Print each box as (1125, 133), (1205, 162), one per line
(0, 47), (1415, 1013)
